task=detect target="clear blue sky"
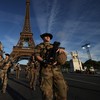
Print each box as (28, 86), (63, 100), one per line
(0, 0), (100, 63)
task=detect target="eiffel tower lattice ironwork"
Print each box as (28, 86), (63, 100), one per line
(10, 0), (35, 62)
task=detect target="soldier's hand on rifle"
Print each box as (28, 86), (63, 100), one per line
(41, 59), (48, 64)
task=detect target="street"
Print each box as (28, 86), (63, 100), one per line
(64, 73), (100, 100)
(0, 70), (100, 100)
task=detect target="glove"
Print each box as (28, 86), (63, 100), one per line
(42, 60), (48, 64)
(40, 60), (48, 65)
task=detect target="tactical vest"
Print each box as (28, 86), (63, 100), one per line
(36, 42), (67, 65)
(39, 43), (53, 60)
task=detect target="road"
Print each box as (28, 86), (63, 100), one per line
(64, 73), (100, 100)
(0, 70), (100, 100)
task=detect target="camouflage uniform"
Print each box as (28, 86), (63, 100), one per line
(0, 54), (12, 93)
(35, 42), (68, 100)
(29, 61), (39, 90)
(25, 64), (31, 80)
(15, 63), (21, 79)
(0, 55), (4, 90)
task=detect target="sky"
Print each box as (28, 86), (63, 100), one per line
(0, 0), (100, 64)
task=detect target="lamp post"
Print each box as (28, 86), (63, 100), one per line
(82, 43), (92, 60)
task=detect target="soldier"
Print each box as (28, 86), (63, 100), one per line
(0, 53), (4, 90)
(0, 53), (12, 93)
(0, 54), (4, 67)
(35, 33), (68, 100)
(29, 54), (39, 90)
(25, 63), (31, 80)
(15, 63), (21, 79)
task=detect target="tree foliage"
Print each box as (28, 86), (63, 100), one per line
(83, 59), (100, 69)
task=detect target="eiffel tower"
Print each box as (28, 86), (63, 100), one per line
(10, 0), (35, 62)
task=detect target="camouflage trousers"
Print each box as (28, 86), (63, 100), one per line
(40, 65), (68, 100)
(26, 69), (31, 79)
(30, 69), (38, 90)
(0, 70), (8, 92)
(16, 70), (20, 79)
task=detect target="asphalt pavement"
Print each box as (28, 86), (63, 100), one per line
(0, 70), (100, 100)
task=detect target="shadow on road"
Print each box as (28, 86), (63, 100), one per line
(8, 77), (29, 89)
(7, 85), (27, 100)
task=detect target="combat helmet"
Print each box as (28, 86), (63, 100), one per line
(57, 49), (67, 65)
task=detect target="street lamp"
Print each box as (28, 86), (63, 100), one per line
(82, 43), (92, 60)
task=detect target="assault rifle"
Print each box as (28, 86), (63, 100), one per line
(44, 41), (60, 64)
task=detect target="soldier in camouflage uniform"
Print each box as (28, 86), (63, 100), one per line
(35, 33), (68, 100)
(0, 54), (4, 90)
(15, 63), (21, 79)
(25, 63), (31, 80)
(29, 54), (39, 90)
(0, 53), (12, 93)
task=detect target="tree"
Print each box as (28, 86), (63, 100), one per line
(83, 59), (100, 70)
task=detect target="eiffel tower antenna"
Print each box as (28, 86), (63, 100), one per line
(22, 0), (31, 32)
(10, 0), (35, 62)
